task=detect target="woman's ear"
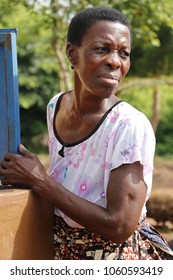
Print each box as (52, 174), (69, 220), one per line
(66, 42), (76, 65)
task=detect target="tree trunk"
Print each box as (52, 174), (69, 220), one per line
(54, 47), (72, 91)
(51, 0), (72, 92)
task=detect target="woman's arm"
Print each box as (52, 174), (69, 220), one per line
(0, 144), (146, 243)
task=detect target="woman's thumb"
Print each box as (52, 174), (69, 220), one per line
(18, 144), (32, 157)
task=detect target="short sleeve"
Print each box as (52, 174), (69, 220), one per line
(110, 112), (156, 178)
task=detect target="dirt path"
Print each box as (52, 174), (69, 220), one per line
(150, 158), (173, 243)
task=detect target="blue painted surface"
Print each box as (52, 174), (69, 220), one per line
(0, 28), (20, 165)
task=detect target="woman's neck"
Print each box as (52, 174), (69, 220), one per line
(69, 89), (119, 118)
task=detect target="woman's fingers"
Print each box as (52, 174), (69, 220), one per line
(3, 145), (33, 162)
(18, 144), (33, 157)
(1, 160), (8, 169)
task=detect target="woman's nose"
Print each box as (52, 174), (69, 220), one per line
(105, 51), (121, 69)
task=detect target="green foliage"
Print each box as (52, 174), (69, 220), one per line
(119, 79), (173, 157)
(0, 0), (59, 146)
(130, 24), (173, 76)
(112, 0), (173, 44)
(119, 78), (153, 118)
(155, 84), (173, 156)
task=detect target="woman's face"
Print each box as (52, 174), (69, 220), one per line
(71, 20), (131, 98)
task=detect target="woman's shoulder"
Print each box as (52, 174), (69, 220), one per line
(116, 101), (152, 125)
(116, 101), (144, 114)
(110, 101), (155, 140)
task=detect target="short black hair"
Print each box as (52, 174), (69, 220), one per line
(67, 7), (131, 46)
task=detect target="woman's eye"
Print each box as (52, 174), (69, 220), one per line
(96, 47), (108, 53)
(119, 50), (130, 59)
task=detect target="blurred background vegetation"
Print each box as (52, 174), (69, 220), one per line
(0, 0), (173, 241)
(0, 0), (173, 157)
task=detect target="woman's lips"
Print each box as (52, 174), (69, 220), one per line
(97, 73), (120, 85)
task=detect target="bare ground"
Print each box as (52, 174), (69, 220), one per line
(148, 157), (173, 243)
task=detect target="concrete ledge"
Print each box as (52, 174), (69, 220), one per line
(0, 188), (54, 260)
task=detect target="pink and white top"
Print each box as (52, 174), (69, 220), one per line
(47, 92), (156, 228)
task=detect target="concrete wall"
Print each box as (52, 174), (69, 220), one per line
(0, 188), (54, 260)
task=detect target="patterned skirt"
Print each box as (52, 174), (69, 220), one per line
(54, 215), (173, 260)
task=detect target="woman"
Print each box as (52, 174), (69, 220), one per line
(0, 7), (173, 260)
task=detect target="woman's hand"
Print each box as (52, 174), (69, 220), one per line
(0, 144), (47, 188)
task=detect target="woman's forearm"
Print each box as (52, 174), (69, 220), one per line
(32, 173), (134, 243)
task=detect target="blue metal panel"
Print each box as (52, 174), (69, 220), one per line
(0, 28), (20, 167)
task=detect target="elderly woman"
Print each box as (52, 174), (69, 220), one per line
(0, 7), (173, 260)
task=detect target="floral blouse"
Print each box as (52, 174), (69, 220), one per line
(47, 92), (156, 228)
